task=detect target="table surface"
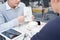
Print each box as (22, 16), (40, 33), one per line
(13, 22), (46, 40)
(0, 22), (47, 40)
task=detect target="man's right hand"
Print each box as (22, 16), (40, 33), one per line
(17, 16), (25, 24)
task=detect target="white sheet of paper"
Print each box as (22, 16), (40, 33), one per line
(24, 7), (32, 22)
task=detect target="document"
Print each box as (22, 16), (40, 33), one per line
(24, 7), (32, 22)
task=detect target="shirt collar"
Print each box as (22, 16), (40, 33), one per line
(5, 2), (11, 10)
(5, 1), (20, 10)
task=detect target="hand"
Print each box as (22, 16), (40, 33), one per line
(18, 16), (25, 24)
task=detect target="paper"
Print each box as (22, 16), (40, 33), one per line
(24, 7), (32, 22)
(26, 21), (38, 30)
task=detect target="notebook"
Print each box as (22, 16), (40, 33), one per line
(24, 7), (32, 22)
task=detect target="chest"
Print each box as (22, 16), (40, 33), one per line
(3, 8), (24, 21)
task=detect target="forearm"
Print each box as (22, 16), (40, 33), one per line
(0, 18), (19, 33)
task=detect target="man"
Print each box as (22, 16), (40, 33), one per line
(0, 0), (33, 32)
(31, 0), (60, 40)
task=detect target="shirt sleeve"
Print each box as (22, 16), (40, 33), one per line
(0, 13), (5, 24)
(0, 13), (20, 33)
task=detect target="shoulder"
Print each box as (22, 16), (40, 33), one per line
(20, 2), (25, 5)
(31, 16), (60, 40)
(0, 3), (6, 8)
(19, 2), (26, 7)
(45, 16), (60, 27)
(0, 4), (4, 9)
(0, 3), (6, 12)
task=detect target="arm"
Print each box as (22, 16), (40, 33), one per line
(0, 13), (20, 33)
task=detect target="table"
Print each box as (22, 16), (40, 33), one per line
(0, 22), (46, 40)
(12, 22), (46, 40)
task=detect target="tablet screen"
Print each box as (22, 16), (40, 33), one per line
(2, 29), (21, 39)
